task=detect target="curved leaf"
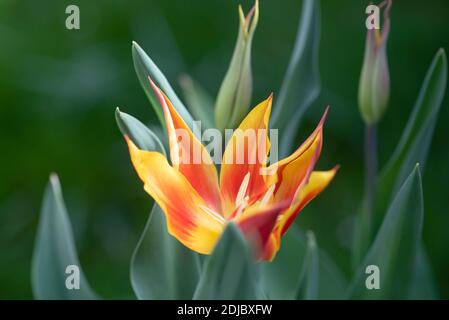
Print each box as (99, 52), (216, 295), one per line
(193, 224), (258, 300)
(375, 49), (447, 229)
(260, 226), (307, 299)
(132, 41), (194, 132)
(298, 231), (319, 300)
(348, 165), (424, 299)
(32, 174), (96, 300)
(130, 205), (201, 299)
(115, 108), (166, 154)
(316, 244), (347, 299)
(260, 225), (346, 300)
(271, 0), (321, 157)
(407, 243), (439, 299)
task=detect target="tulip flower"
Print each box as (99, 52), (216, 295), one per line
(125, 78), (337, 261)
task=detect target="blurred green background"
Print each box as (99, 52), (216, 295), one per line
(0, 0), (448, 299)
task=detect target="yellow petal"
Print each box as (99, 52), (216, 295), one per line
(278, 168), (338, 238)
(220, 95), (273, 217)
(126, 137), (225, 254)
(268, 107), (328, 174)
(149, 78), (221, 213)
(272, 132), (322, 205)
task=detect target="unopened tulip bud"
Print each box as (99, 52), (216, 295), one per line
(215, 0), (259, 131)
(358, 0), (391, 124)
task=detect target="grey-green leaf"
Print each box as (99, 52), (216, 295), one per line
(130, 205), (201, 299)
(179, 74), (215, 129)
(132, 41), (194, 131)
(407, 244), (439, 299)
(260, 225), (308, 300)
(348, 165), (424, 299)
(271, 0), (321, 157)
(115, 108), (166, 155)
(193, 223), (258, 300)
(375, 49), (447, 230)
(317, 244), (347, 299)
(32, 174), (97, 300)
(260, 225), (346, 300)
(298, 231), (319, 300)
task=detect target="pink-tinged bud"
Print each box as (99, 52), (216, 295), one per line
(358, 0), (391, 124)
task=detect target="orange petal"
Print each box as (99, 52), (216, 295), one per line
(126, 137), (225, 254)
(220, 95), (273, 217)
(149, 78), (221, 213)
(279, 167), (338, 237)
(272, 129), (322, 205)
(234, 201), (289, 260)
(267, 107), (328, 180)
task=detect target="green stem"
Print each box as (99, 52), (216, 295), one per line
(364, 124), (377, 240)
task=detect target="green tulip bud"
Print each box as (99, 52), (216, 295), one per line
(358, 0), (391, 124)
(215, 0), (259, 131)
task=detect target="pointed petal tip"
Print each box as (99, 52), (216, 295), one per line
(246, 2), (256, 22)
(317, 106), (330, 129)
(147, 75), (157, 89)
(147, 76), (168, 110)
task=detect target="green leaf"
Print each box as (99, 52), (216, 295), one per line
(260, 226), (346, 300)
(193, 223), (258, 300)
(375, 49), (447, 230)
(130, 205), (201, 299)
(316, 244), (347, 299)
(407, 244), (439, 299)
(298, 231), (319, 300)
(115, 108), (166, 154)
(132, 41), (194, 131)
(348, 165), (424, 299)
(271, 0), (321, 157)
(352, 49), (447, 270)
(179, 74), (215, 129)
(116, 109), (201, 299)
(32, 174), (96, 300)
(260, 226), (308, 299)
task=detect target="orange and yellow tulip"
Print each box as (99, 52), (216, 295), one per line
(125, 78), (337, 261)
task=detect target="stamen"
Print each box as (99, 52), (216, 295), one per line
(260, 184), (276, 206)
(235, 172), (251, 207)
(199, 205), (226, 224)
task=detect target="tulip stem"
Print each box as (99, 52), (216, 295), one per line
(364, 124), (377, 238)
